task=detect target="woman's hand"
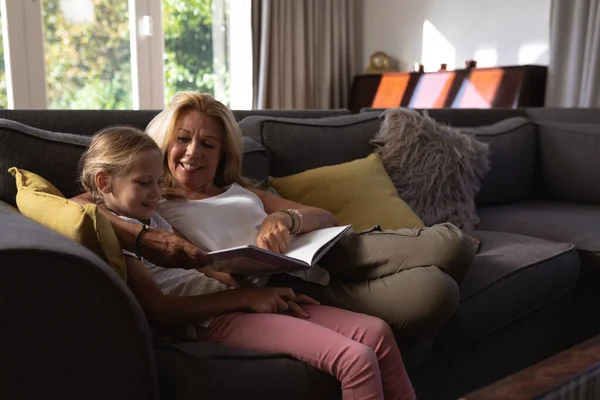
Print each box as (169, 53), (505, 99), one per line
(239, 287), (320, 318)
(256, 212), (293, 253)
(140, 226), (214, 269)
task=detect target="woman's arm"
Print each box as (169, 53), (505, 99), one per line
(248, 188), (339, 253)
(126, 257), (316, 325)
(69, 193), (213, 269)
(249, 188), (338, 233)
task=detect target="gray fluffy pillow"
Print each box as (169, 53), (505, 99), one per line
(372, 108), (490, 230)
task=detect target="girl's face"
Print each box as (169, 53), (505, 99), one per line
(167, 110), (224, 195)
(103, 149), (164, 221)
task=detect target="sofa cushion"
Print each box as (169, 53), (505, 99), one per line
(241, 136), (270, 186)
(0, 109), (349, 132)
(372, 108), (490, 230)
(536, 122), (600, 204)
(239, 112), (381, 177)
(525, 108), (600, 125)
(269, 153), (424, 232)
(0, 118), (270, 204)
(477, 201), (600, 283)
(154, 342), (340, 400)
(437, 230), (579, 348)
(9, 167), (127, 280)
(0, 119), (92, 206)
(464, 117), (536, 207)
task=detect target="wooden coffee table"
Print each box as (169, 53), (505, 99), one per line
(461, 334), (600, 399)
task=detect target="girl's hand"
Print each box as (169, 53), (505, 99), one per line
(239, 287), (320, 318)
(256, 212), (292, 253)
(203, 270), (255, 288)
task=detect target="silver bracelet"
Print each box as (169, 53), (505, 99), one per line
(288, 209), (303, 234)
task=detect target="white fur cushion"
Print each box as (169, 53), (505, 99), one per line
(372, 108), (490, 230)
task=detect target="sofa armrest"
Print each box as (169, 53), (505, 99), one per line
(0, 203), (158, 400)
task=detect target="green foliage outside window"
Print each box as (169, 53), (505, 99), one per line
(43, 0), (132, 109)
(164, 0), (218, 103)
(40, 0), (222, 110)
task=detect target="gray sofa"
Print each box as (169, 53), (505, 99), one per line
(0, 107), (598, 400)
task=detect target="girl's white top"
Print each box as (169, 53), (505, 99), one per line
(120, 213), (230, 330)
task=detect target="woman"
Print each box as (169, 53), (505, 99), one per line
(82, 91), (476, 340)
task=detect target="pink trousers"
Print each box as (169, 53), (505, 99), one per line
(203, 305), (416, 400)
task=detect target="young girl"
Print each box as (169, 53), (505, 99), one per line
(79, 126), (416, 400)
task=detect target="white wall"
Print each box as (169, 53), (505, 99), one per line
(360, 0), (551, 72)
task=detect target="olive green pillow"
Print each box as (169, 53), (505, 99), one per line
(270, 153), (424, 232)
(9, 167), (127, 281)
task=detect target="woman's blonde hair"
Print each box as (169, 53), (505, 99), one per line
(145, 91), (251, 197)
(80, 126), (160, 203)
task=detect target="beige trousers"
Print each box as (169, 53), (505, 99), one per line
(268, 223), (476, 339)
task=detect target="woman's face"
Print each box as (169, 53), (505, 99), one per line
(167, 109), (224, 193)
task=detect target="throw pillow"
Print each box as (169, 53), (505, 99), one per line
(8, 167), (127, 280)
(372, 108), (490, 230)
(269, 153), (424, 232)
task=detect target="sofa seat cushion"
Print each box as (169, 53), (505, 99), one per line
(154, 342), (340, 400)
(437, 230), (578, 349)
(477, 201), (600, 282)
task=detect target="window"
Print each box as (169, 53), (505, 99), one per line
(163, 0), (223, 105)
(42, 0), (133, 109)
(1, 0), (251, 109)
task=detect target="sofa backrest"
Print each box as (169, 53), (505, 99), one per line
(239, 112), (382, 177)
(362, 108), (527, 127)
(0, 109), (350, 132)
(523, 108), (600, 205)
(243, 108), (536, 207)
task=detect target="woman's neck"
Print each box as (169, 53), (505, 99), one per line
(178, 183), (226, 200)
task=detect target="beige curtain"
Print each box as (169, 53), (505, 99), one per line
(546, 0), (600, 107)
(251, 0), (355, 109)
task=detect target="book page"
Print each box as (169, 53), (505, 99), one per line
(284, 225), (351, 266)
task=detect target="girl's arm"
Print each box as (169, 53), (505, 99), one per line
(70, 193), (213, 269)
(126, 257), (318, 325)
(249, 188), (338, 233)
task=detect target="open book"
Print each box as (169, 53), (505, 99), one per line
(207, 225), (352, 275)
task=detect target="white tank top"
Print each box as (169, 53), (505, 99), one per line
(158, 183), (329, 285)
(158, 183), (266, 251)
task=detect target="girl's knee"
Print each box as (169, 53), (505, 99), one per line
(360, 315), (394, 341)
(346, 342), (379, 373)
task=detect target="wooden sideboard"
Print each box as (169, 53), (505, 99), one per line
(461, 333), (600, 400)
(347, 65), (547, 113)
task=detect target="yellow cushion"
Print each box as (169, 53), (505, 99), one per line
(269, 153), (424, 232)
(8, 167), (127, 281)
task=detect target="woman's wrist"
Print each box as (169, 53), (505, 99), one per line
(278, 209), (303, 234)
(274, 210), (294, 231)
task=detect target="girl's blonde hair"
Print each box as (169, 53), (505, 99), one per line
(80, 126), (160, 203)
(145, 91), (251, 197)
